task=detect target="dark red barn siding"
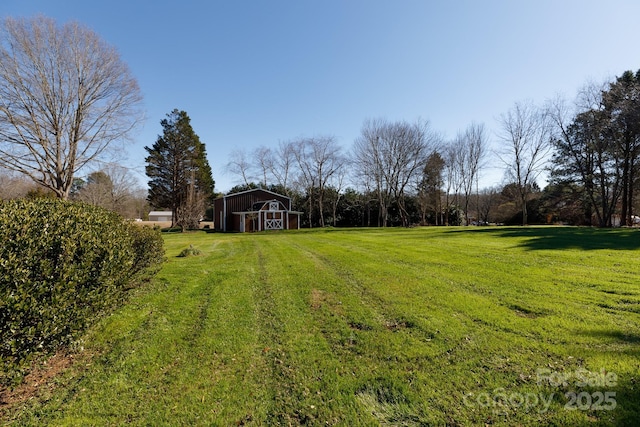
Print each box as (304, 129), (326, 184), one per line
(213, 197), (224, 231)
(288, 212), (299, 230)
(213, 188), (297, 232)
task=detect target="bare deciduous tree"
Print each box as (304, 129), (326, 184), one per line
(291, 140), (316, 226)
(353, 119), (389, 226)
(353, 118), (439, 227)
(329, 165), (348, 226)
(497, 100), (553, 225)
(75, 163), (142, 216)
(226, 148), (254, 186)
(226, 141), (296, 194)
(75, 170), (113, 208)
(270, 140), (296, 194)
(0, 16), (143, 199)
(292, 136), (344, 227)
(442, 142), (463, 225)
(253, 145), (273, 187)
(453, 123), (488, 225)
(0, 170), (35, 199)
(477, 186), (499, 224)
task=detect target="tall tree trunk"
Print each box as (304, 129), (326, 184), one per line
(584, 178), (596, 226)
(521, 192), (528, 226)
(621, 155), (629, 226)
(318, 190), (325, 227)
(627, 157), (635, 225)
(397, 196), (409, 227)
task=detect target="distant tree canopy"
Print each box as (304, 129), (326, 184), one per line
(145, 109), (214, 229)
(220, 70), (640, 229)
(498, 101), (553, 225)
(227, 182), (260, 195)
(0, 16), (143, 199)
(353, 118), (440, 227)
(550, 69), (640, 227)
(70, 165), (147, 219)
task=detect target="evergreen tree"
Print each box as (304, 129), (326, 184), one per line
(417, 151), (445, 225)
(550, 70), (640, 227)
(145, 109), (214, 228)
(602, 70), (640, 226)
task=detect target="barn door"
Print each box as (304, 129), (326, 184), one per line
(264, 202), (283, 230)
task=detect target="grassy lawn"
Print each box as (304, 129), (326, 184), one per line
(3, 226), (640, 426)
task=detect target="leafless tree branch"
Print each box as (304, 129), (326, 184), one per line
(0, 16), (143, 199)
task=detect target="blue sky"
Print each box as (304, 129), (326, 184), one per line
(2, 1), (640, 192)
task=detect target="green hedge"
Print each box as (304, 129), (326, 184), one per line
(128, 223), (166, 281)
(0, 199), (165, 385)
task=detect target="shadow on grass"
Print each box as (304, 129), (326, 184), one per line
(573, 329), (640, 426)
(445, 226), (640, 251)
(582, 329), (640, 353)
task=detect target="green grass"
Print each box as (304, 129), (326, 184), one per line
(4, 226), (640, 426)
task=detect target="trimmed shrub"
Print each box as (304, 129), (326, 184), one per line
(0, 199), (164, 385)
(127, 224), (166, 282)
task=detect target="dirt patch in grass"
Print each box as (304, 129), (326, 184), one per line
(384, 318), (417, 332)
(310, 288), (345, 317)
(348, 321), (373, 331)
(0, 351), (76, 416)
(310, 289), (326, 310)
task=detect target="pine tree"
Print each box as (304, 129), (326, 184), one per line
(602, 70), (640, 226)
(145, 109), (214, 228)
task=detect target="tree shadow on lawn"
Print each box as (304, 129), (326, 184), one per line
(445, 227), (640, 251)
(572, 329), (640, 426)
(582, 329), (640, 351)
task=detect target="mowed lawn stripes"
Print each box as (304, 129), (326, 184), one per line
(7, 227), (640, 426)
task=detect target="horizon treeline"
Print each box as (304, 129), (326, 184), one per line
(224, 69), (640, 228)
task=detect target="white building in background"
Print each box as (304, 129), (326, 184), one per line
(148, 211), (173, 222)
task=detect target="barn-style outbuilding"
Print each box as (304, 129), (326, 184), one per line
(213, 188), (302, 232)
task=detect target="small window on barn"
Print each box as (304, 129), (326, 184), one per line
(269, 201), (279, 211)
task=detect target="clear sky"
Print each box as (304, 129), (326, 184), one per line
(2, 0), (640, 192)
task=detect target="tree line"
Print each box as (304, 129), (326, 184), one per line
(224, 118), (488, 228)
(0, 16), (638, 228)
(549, 71), (640, 227)
(224, 71), (640, 229)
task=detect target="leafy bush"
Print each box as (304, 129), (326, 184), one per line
(127, 224), (166, 282)
(0, 199), (164, 385)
